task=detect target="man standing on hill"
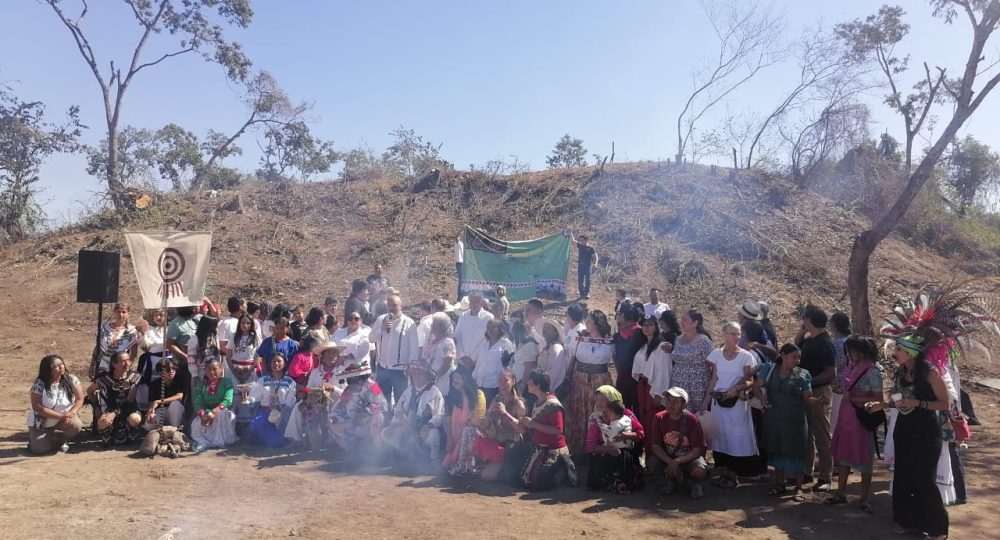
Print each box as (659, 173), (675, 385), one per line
(573, 234), (598, 300)
(453, 234), (464, 301)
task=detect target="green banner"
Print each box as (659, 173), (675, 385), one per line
(460, 226), (571, 302)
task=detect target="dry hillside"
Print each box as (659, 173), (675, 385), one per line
(3, 161), (997, 345)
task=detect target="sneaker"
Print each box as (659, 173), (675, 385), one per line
(812, 481), (832, 492)
(59, 443), (69, 453)
(690, 483), (704, 499)
(193, 442), (208, 453)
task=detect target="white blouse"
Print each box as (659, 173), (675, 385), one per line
(572, 336), (614, 366)
(471, 337), (515, 389)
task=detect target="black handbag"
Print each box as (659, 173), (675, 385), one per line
(848, 366), (885, 432)
(713, 392), (738, 408)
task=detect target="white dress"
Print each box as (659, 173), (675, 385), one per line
(706, 347), (758, 457)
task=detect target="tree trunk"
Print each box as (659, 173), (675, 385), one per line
(105, 120), (128, 211)
(846, 231), (877, 335)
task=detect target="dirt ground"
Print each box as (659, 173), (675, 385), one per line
(2, 279), (999, 540)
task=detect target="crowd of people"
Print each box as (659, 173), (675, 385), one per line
(27, 260), (991, 540)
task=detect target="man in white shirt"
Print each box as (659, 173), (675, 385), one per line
(644, 288), (671, 319)
(370, 294), (419, 413)
(454, 290), (494, 363)
(218, 296), (245, 358)
(416, 298), (447, 347)
(454, 234), (464, 301)
(562, 303), (587, 352)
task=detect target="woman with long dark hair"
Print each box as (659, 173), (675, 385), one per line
(757, 344), (815, 501)
(632, 315), (669, 455)
(866, 335), (950, 539)
(90, 302), (140, 379)
(671, 310), (715, 414)
(27, 355), (84, 453)
(564, 310), (615, 456)
(186, 315), (222, 379)
(442, 368), (486, 475)
(87, 351), (143, 446)
(827, 335), (882, 511)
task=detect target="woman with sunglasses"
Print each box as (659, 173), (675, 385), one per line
(331, 311), (373, 364)
(142, 357), (187, 430)
(90, 303), (140, 379)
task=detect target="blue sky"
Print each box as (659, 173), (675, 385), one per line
(1, 1), (995, 222)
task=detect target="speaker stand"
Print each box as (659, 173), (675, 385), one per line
(91, 302), (103, 379)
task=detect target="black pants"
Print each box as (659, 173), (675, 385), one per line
(949, 442), (967, 502)
(376, 367), (407, 414)
(577, 265), (592, 297)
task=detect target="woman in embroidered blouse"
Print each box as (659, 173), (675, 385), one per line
(249, 352), (297, 446)
(187, 315), (222, 379)
(228, 314), (259, 383)
(565, 310), (615, 456)
(190, 358), (238, 452)
(88, 351), (143, 446)
(90, 303), (140, 379)
(28, 355), (84, 454)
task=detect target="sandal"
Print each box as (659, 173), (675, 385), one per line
(767, 485), (789, 496)
(792, 489), (806, 502)
(858, 499), (873, 513)
(718, 471), (739, 490)
(823, 493), (848, 505)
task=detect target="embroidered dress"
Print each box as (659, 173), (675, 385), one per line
(329, 378), (387, 452)
(507, 394), (577, 491)
(95, 371), (142, 446)
(671, 334), (714, 413)
(249, 375), (297, 446)
(93, 322), (139, 377)
(190, 376), (238, 448)
(565, 334), (614, 456)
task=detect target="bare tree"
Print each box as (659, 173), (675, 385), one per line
(838, 1), (1000, 334)
(675, 0), (784, 164)
(783, 101), (871, 186)
(742, 26), (868, 169)
(43, 0), (252, 210)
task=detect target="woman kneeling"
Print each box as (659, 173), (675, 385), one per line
(142, 357), (186, 431)
(27, 355), (84, 454)
(190, 359), (238, 452)
(496, 370), (578, 491)
(87, 351), (143, 446)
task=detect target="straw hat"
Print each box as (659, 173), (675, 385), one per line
(335, 359), (372, 379)
(737, 300), (763, 321)
(314, 341), (346, 355)
(534, 317), (565, 343)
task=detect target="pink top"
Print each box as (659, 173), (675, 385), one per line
(287, 352), (318, 386)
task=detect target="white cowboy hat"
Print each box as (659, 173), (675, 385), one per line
(314, 341), (346, 355)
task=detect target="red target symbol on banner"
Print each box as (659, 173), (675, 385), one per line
(157, 248), (185, 283)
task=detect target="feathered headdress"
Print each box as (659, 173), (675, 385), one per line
(880, 278), (1000, 369)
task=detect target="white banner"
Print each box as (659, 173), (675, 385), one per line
(124, 231), (212, 309)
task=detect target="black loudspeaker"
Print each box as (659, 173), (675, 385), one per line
(77, 250), (120, 303)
